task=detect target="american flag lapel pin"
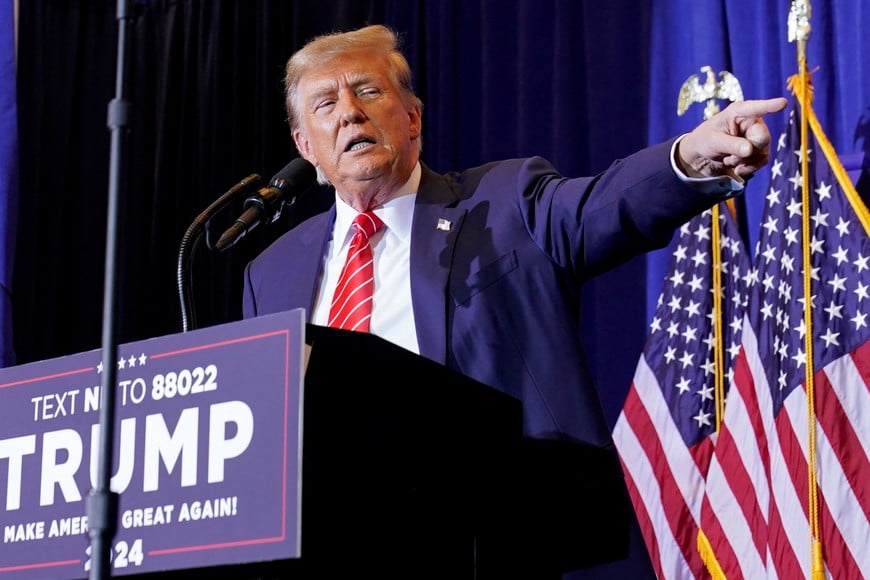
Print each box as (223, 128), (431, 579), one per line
(436, 218), (452, 232)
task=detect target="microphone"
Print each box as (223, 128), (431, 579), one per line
(215, 158), (316, 252)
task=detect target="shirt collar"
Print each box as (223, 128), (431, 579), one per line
(332, 162), (420, 244)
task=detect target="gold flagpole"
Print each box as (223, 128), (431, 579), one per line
(788, 2), (825, 578)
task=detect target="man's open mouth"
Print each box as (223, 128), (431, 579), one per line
(347, 138), (375, 152)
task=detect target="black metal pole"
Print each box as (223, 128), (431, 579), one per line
(86, 1), (132, 578)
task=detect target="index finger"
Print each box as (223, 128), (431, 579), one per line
(726, 97), (788, 118)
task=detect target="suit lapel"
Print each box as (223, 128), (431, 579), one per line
(292, 208), (336, 321)
(411, 165), (465, 364)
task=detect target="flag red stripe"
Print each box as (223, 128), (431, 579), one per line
(698, 494), (743, 578)
(815, 356), (869, 577)
(744, 334), (803, 579)
(815, 364), (870, 527)
(706, 422), (767, 560)
(817, 483), (863, 579)
(726, 347), (774, 559)
(690, 437), (714, 481)
(775, 399), (811, 518)
(731, 347), (771, 476)
(765, 491), (804, 579)
(621, 384), (706, 576)
(618, 450), (666, 579)
(699, 339), (773, 579)
(771, 399), (817, 578)
(848, 339), (870, 387)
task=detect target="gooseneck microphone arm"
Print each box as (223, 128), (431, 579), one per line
(176, 174), (261, 332)
(178, 158), (314, 332)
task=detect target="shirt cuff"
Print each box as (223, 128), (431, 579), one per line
(670, 134), (745, 197)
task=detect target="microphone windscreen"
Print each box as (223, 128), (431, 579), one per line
(271, 158), (316, 191)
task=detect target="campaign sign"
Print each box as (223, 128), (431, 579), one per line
(0, 309), (305, 579)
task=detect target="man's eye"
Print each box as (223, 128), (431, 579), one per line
(315, 100), (335, 112)
(358, 87), (381, 99)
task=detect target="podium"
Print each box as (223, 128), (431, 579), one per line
(139, 324), (631, 579)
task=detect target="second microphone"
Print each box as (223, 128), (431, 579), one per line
(215, 158), (317, 252)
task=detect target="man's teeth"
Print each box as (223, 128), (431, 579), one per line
(349, 141), (371, 151)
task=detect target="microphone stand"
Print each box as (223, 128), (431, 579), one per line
(176, 173), (261, 332)
(87, 1), (131, 577)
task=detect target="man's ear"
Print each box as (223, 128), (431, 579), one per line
(293, 129), (315, 164)
(408, 105), (422, 140)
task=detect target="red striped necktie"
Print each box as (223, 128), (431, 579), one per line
(328, 211), (384, 332)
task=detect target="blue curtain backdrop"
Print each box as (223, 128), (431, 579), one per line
(11, 1), (870, 578)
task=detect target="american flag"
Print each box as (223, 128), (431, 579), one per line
(697, 101), (870, 578)
(613, 203), (752, 579)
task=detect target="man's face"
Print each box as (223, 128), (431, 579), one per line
(292, 50), (421, 204)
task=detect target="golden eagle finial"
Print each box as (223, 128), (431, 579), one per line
(677, 66), (744, 120)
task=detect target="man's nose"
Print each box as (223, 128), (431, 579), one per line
(338, 96), (366, 126)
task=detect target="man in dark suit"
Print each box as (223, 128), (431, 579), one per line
(244, 23), (784, 444)
(242, 23), (785, 577)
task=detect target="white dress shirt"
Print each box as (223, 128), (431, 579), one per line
(311, 162), (422, 354)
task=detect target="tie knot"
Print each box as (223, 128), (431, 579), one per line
(352, 211), (383, 240)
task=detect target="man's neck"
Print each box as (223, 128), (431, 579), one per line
(336, 161), (422, 211)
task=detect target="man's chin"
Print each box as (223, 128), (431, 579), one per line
(338, 162), (390, 184)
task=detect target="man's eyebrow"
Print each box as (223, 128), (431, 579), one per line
(304, 82), (337, 105)
(346, 72), (377, 85)
(303, 73), (384, 107)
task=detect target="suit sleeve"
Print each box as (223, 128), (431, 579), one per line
(512, 139), (735, 279)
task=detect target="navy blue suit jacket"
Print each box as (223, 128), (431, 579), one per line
(243, 139), (729, 446)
